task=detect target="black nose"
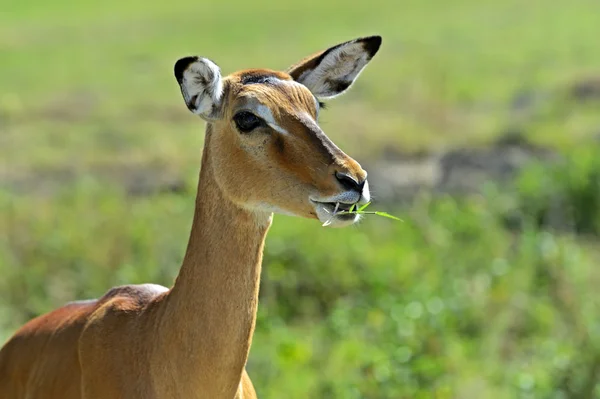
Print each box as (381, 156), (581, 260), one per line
(335, 172), (365, 193)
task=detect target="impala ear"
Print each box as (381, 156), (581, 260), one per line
(287, 36), (382, 99)
(174, 56), (224, 121)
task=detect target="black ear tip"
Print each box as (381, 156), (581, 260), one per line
(362, 35), (382, 58)
(174, 56), (199, 83)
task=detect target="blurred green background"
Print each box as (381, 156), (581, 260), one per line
(2, 0), (600, 397)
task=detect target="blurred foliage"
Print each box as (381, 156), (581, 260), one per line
(2, 0), (600, 398)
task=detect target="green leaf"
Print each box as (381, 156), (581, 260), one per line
(374, 211), (402, 221)
(358, 202), (372, 212)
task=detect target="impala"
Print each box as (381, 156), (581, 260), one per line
(0, 35), (382, 398)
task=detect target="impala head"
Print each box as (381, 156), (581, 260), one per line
(174, 36), (381, 227)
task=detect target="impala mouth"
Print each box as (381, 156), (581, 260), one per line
(315, 201), (355, 212)
(310, 199), (361, 227)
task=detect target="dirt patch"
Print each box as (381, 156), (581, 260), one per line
(366, 136), (558, 204)
(571, 76), (600, 102)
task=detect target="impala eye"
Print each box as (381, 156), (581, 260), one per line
(233, 111), (262, 133)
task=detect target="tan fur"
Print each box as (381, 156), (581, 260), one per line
(0, 36), (381, 398)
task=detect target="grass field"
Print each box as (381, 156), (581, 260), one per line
(2, 0), (600, 397)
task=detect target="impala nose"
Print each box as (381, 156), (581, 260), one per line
(335, 171), (366, 193)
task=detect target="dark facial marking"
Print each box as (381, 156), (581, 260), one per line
(273, 133), (285, 155)
(295, 114), (344, 163)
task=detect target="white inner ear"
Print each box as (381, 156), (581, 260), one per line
(180, 58), (223, 117)
(297, 43), (370, 99)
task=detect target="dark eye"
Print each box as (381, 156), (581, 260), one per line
(233, 111), (262, 133)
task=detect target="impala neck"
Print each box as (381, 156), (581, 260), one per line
(157, 125), (271, 396)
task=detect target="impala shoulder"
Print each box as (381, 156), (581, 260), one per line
(95, 283), (170, 309)
(81, 284), (170, 339)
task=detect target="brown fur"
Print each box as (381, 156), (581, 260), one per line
(0, 36), (380, 398)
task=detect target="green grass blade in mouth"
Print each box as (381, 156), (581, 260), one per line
(373, 211), (402, 221)
(358, 202), (372, 212)
(330, 201), (402, 223)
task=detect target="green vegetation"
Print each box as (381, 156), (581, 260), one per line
(323, 202), (402, 226)
(2, 0), (600, 397)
